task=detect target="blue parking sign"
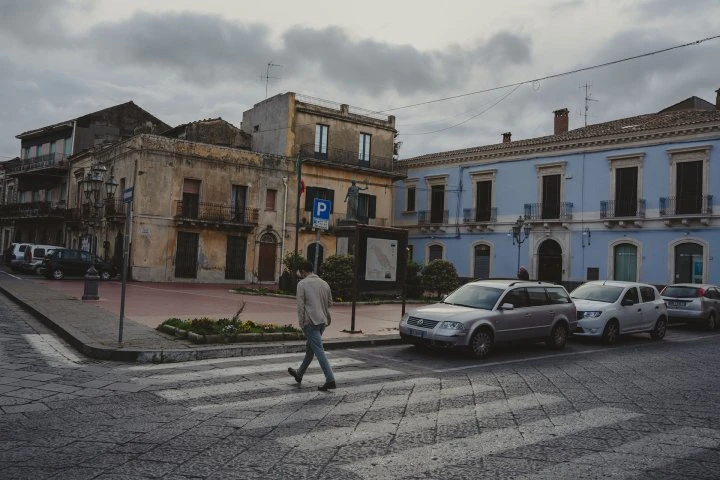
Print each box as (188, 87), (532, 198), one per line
(312, 198), (331, 230)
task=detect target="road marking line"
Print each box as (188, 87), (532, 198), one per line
(136, 357), (364, 384)
(124, 352), (312, 371)
(517, 426), (720, 479)
(281, 392), (562, 450)
(191, 377), (445, 413)
(341, 407), (641, 479)
(0, 271), (23, 280)
(156, 368), (404, 401)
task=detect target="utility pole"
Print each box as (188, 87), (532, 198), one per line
(260, 62), (283, 99)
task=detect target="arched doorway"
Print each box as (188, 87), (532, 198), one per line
(257, 233), (277, 282)
(613, 243), (638, 281)
(537, 239), (562, 283)
(307, 242), (324, 274)
(674, 242), (703, 283)
(473, 244), (491, 279)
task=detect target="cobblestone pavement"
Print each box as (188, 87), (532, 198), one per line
(2, 292), (720, 479)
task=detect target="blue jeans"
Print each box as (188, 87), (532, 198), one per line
(297, 324), (335, 383)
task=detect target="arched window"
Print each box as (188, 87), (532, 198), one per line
(473, 244), (490, 279)
(428, 244), (443, 262)
(613, 243), (637, 282)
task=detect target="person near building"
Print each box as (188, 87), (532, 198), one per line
(288, 260), (336, 391)
(517, 266), (530, 280)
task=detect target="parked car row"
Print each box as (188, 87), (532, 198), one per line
(400, 278), (717, 359)
(2, 242), (117, 280)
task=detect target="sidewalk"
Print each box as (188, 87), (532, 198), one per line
(0, 273), (413, 363)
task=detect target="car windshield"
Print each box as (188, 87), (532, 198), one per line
(571, 284), (624, 303)
(442, 285), (504, 310)
(662, 286), (701, 298)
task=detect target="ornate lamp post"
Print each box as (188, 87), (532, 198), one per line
(510, 216), (531, 275)
(78, 164), (118, 300)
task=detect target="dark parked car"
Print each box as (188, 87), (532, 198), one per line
(41, 249), (117, 280)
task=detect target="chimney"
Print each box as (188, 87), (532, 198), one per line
(553, 108), (569, 135)
(716, 88), (720, 110)
(502, 132), (512, 143)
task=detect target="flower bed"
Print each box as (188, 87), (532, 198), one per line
(157, 317), (303, 344)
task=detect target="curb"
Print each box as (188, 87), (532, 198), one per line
(0, 284), (404, 363)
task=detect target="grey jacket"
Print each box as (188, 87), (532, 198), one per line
(296, 273), (333, 328)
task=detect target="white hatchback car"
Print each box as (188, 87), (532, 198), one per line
(571, 280), (668, 344)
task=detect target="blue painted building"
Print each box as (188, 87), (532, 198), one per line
(394, 90), (720, 286)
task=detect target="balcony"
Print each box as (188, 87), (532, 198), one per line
(174, 201), (259, 231)
(524, 202), (573, 227)
(300, 213), (389, 231)
(659, 195), (713, 226)
(463, 207), (497, 231)
(104, 199), (127, 223)
(299, 143), (400, 176)
(0, 201), (67, 220)
(6, 153), (68, 174)
(600, 199), (646, 227)
(418, 209), (449, 231)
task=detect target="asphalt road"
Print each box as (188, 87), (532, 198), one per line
(2, 291), (720, 479)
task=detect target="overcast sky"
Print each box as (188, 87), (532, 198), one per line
(1, 0), (719, 161)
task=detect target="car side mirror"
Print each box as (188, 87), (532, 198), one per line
(621, 299), (634, 307)
(500, 303), (514, 310)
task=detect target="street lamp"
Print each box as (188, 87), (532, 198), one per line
(77, 163), (118, 300)
(510, 216), (531, 275)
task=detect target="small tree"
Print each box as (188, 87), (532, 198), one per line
(320, 254), (354, 301)
(421, 259), (459, 299)
(405, 260), (424, 299)
(280, 251), (306, 294)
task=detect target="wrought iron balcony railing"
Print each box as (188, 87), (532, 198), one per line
(299, 143), (397, 173)
(418, 210), (449, 225)
(523, 202), (573, 221)
(174, 201), (259, 225)
(463, 207), (497, 223)
(0, 201), (67, 219)
(6, 153), (68, 174)
(600, 199), (646, 219)
(322, 213), (388, 228)
(659, 195), (713, 216)
(104, 199), (127, 218)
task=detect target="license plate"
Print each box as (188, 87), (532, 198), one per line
(408, 328), (425, 338)
(667, 301), (684, 307)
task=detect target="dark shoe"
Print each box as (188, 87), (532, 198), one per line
(287, 367), (301, 384)
(317, 381), (336, 392)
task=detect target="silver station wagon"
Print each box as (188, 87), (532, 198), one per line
(399, 280), (577, 359)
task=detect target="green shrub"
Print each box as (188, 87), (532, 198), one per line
(158, 317), (300, 336)
(405, 260), (424, 299)
(421, 259), (460, 299)
(320, 254), (354, 301)
(280, 251), (307, 294)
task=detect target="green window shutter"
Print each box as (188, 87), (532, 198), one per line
(305, 187), (316, 211)
(368, 195), (376, 218)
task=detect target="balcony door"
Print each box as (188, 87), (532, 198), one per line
(182, 179), (200, 219)
(674, 242), (703, 283)
(430, 185), (445, 224)
(475, 180), (492, 221)
(676, 161), (702, 214)
(615, 167), (638, 217)
(257, 233), (276, 282)
(537, 239), (562, 283)
(232, 185), (247, 223)
(541, 175), (560, 219)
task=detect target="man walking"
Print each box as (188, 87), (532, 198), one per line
(288, 260), (336, 391)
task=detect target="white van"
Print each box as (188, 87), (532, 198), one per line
(20, 244), (65, 274)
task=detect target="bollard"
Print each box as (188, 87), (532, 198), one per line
(82, 265), (100, 301)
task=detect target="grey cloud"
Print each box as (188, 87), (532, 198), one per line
(635, 0), (719, 18)
(0, 0), (75, 46)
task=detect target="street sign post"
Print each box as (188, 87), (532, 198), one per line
(118, 187), (133, 343)
(311, 198), (331, 272)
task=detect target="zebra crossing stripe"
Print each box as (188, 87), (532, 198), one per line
(136, 357), (364, 384)
(280, 393), (562, 450)
(192, 377), (448, 413)
(155, 368), (404, 401)
(23, 334), (84, 367)
(517, 426), (720, 479)
(125, 352), (311, 371)
(342, 407), (642, 479)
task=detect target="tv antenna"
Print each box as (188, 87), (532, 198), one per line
(260, 61), (283, 98)
(581, 82), (598, 127)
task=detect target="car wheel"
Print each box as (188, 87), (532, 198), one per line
(51, 268), (64, 280)
(706, 312), (716, 331)
(547, 323), (568, 350)
(651, 316), (667, 340)
(602, 320), (619, 345)
(100, 271), (111, 281)
(470, 328), (493, 359)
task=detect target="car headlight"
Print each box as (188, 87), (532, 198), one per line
(400, 313), (409, 325)
(440, 321), (465, 330)
(581, 311), (602, 318)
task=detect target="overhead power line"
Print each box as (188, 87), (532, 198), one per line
(375, 34), (720, 114)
